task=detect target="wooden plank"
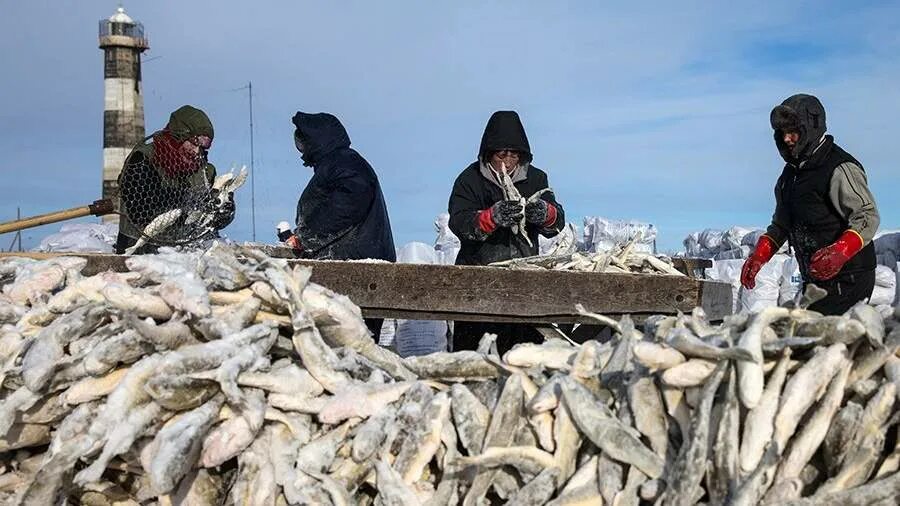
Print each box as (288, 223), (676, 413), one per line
(671, 258), (713, 278)
(0, 252), (733, 322)
(265, 246), (714, 278)
(291, 260), (719, 316)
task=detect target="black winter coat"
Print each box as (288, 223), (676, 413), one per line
(448, 111), (564, 266)
(292, 112), (396, 261)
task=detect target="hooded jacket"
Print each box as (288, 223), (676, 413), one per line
(448, 111), (564, 266)
(292, 112), (396, 261)
(765, 94), (877, 280)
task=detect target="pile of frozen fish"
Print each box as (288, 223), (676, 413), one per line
(2, 246), (900, 505)
(490, 246), (684, 276)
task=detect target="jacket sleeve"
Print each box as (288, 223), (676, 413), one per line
(204, 163), (217, 186)
(297, 170), (376, 253)
(828, 162), (880, 245)
(765, 174), (790, 247)
(448, 174), (491, 242)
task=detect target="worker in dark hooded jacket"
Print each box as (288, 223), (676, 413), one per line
(115, 105), (234, 254)
(448, 110), (565, 352)
(285, 111), (396, 339)
(741, 94), (880, 315)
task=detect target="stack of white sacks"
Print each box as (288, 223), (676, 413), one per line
(873, 230), (900, 306)
(695, 226), (898, 312)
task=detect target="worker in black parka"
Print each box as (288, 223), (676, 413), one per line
(285, 111), (396, 340)
(741, 94), (880, 315)
(448, 110), (565, 352)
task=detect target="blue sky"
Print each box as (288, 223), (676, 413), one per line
(2, 1), (899, 253)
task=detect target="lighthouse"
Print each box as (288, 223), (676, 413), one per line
(98, 6), (148, 221)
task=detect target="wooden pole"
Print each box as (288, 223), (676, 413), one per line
(0, 200), (114, 235)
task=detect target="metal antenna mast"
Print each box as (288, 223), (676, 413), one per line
(248, 81), (256, 242)
(232, 82), (257, 241)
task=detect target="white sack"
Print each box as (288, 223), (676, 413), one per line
(739, 254), (789, 313)
(584, 217), (656, 254)
(778, 256), (802, 306)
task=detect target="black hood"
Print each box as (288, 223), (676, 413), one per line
(292, 112), (352, 167)
(479, 111), (533, 164)
(770, 94), (827, 165)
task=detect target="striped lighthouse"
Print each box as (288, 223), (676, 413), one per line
(98, 6), (149, 222)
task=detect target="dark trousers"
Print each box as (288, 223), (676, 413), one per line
(805, 269), (876, 315)
(452, 321), (543, 355)
(365, 318), (384, 342)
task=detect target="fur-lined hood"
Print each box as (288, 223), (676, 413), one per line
(770, 94), (827, 165)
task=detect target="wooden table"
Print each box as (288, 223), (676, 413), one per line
(0, 251), (732, 323)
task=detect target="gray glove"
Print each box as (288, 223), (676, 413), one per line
(490, 200), (524, 228)
(525, 199), (550, 225)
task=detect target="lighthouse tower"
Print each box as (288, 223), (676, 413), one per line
(98, 6), (148, 221)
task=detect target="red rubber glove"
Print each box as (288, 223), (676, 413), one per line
(285, 234), (303, 252)
(476, 208), (497, 234)
(809, 230), (864, 281)
(741, 235), (777, 289)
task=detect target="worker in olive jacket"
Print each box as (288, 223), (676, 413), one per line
(741, 94), (880, 315)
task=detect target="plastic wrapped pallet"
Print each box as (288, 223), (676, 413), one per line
(870, 264), (897, 306)
(742, 230), (765, 248)
(684, 232), (702, 257)
(396, 241), (438, 265)
(539, 222), (578, 256)
(433, 213), (460, 265)
(874, 231), (900, 286)
(34, 223), (117, 253)
(739, 254), (789, 313)
(684, 226), (773, 259)
(714, 246), (751, 260)
(583, 217), (656, 254)
(721, 226), (754, 251)
(698, 229), (724, 256)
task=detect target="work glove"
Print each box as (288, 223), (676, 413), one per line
(809, 230), (864, 281)
(209, 190), (235, 230)
(477, 199), (524, 233)
(741, 235), (777, 289)
(490, 200), (524, 228)
(285, 235), (302, 251)
(525, 199), (558, 227)
(277, 221), (303, 252)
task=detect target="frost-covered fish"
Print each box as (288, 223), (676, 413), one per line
(560, 375), (663, 479)
(144, 394), (223, 495)
(404, 350), (502, 380)
(741, 349), (792, 474)
(124, 208), (183, 255)
(662, 361), (727, 506)
(736, 307), (788, 409)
